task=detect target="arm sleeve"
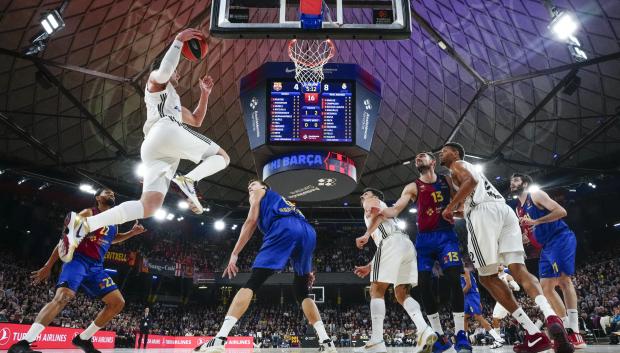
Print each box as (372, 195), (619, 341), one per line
(150, 40), (183, 84)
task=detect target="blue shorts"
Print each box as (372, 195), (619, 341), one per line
(539, 230), (576, 278)
(253, 217), (316, 275)
(464, 292), (482, 315)
(57, 253), (118, 298)
(416, 229), (462, 272)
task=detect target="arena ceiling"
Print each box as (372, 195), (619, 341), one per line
(0, 0), (619, 207)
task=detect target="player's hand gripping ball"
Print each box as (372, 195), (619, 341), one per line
(181, 31), (208, 63)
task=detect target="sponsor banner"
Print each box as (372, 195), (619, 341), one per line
(104, 251), (137, 266)
(0, 323), (115, 350)
(135, 335), (253, 349)
(142, 258), (176, 276)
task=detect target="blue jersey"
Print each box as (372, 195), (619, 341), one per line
(258, 189), (306, 235)
(461, 271), (478, 293)
(520, 194), (570, 245)
(75, 207), (117, 263)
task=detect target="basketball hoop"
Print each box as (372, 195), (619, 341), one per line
(288, 39), (335, 89)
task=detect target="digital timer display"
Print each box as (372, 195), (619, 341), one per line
(268, 80), (354, 144)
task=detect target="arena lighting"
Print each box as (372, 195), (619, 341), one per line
(474, 164), (484, 173)
(166, 213), (175, 221)
(176, 216), (184, 222)
(402, 160), (411, 165)
(512, 195), (518, 199)
(38, 183), (49, 191)
(214, 220), (226, 231)
(154, 209), (167, 220)
(41, 10), (65, 35)
(178, 200), (189, 210)
(17, 178), (27, 185)
(104, 268), (118, 274)
(79, 183), (96, 194)
(231, 224), (238, 230)
(409, 208), (417, 214)
(397, 220), (407, 230)
(152, 275), (158, 280)
(614, 222), (620, 228)
(135, 163), (146, 177)
(528, 184), (541, 193)
(205, 207), (211, 212)
(588, 182), (597, 189)
(198, 286), (208, 289)
(549, 11), (578, 40)
(200, 222), (204, 226)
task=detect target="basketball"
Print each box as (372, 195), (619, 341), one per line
(182, 36), (208, 63)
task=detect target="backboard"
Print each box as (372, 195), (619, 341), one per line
(210, 0), (411, 39)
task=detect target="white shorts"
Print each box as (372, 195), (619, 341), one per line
(140, 119), (220, 194)
(465, 202), (525, 275)
(370, 234), (418, 286)
(492, 301), (510, 319)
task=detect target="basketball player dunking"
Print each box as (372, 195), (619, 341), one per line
(355, 187), (436, 353)
(194, 180), (336, 353)
(438, 142), (573, 353)
(8, 188), (145, 353)
(377, 152), (471, 353)
(510, 173), (586, 349)
(59, 28), (230, 263)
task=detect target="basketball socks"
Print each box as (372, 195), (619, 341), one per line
(370, 298), (385, 343)
(186, 155), (228, 182)
(534, 295), (556, 319)
(428, 312), (444, 334)
(402, 297), (429, 332)
(488, 328), (502, 342)
(312, 321), (330, 341)
(79, 322), (101, 340)
(567, 309), (579, 331)
(24, 323), (45, 343)
(87, 200), (144, 231)
(453, 312), (465, 333)
(216, 316), (238, 338)
(511, 308), (541, 335)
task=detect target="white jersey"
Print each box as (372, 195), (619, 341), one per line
(364, 201), (407, 246)
(454, 160), (504, 212)
(143, 83), (183, 135)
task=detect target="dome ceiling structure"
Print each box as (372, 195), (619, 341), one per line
(0, 0), (618, 205)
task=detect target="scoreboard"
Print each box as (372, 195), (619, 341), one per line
(268, 80), (354, 144)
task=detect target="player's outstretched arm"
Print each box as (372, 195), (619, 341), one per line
(224, 188), (266, 278)
(442, 162), (477, 223)
(523, 190), (567, 226)
(380, 182), (417, 219)
(182, 75), (214, 127)
(149, 29), (203, 87)
(112, 221), (147, 244)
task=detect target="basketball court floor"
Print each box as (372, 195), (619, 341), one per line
(9, 347), (620, 353)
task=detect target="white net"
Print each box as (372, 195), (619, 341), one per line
(288, 39), (335, 88)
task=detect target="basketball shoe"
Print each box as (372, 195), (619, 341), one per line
(546, 315), (575, 353)
(58, 212), (90, 262)
(432, 333), (452, 353)
(454, 330), (472, 353)
(7, 340), (41, 353)
(172, 175), (203, 214)
(319, 339), (337, 353)
(567, 329), (587, 349)
(513, 332), (552, 353)
(353, 340), (387, 353)
(194, 336), (226, 353)
(414, 326), (437, 353)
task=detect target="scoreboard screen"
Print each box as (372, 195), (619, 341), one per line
(268, 80), (354, 144)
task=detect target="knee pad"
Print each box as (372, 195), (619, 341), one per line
(243, 268), (274, 291)
(293, 274), (310, 303)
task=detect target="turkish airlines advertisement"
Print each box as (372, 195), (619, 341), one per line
(0, 323), (115, 350)
(135, 335), (254, 349)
